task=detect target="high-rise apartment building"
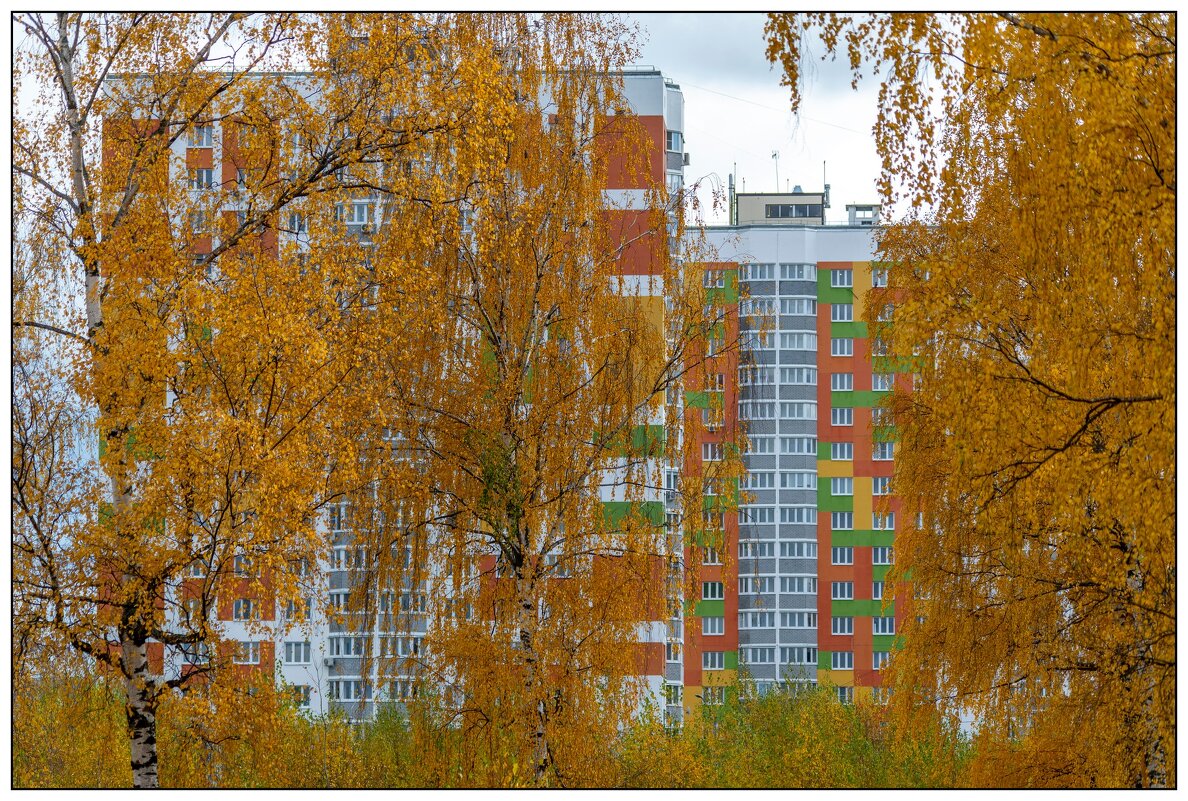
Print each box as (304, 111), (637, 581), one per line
(691, 218), (890, 708)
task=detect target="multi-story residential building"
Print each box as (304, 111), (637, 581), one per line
(696, 212), (891, 707)
(103, 65), (690, 721)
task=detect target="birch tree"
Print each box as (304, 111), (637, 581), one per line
(13, 12), (472, 787)
(766, 12), (1175, 787)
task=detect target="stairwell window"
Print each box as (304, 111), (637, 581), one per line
(831, 546), (854, 565)
(832, 581), (854, 600)
(873, 616), (896, 635)
(831, 407), (854, 426)
(873, 442), (895, 461)
(830, 268), (853, 288)
(830, 442), (853, 461)
(232, 598), (255, 620)
(702, 616), (724, 635)
(831, 373), (854, 391)
(703, 651), (725, 670)
(831, 337), (853, 356)
(284, 640), (311, 664)
(832, 616), (854, 635)
(831, 304), (853, 322)
(831, 651), (854, 670)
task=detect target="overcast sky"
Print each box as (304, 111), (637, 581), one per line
(626, 12), (883, 227)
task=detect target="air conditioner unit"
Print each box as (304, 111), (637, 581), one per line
(323, 657), (335, 668)
(682, 153), (690, 166)
(665, 490), (677, 505)
(360, 223), (375, 235)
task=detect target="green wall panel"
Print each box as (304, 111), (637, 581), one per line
(830, 529), (896, 547)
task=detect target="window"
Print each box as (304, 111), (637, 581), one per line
(706, 337), (724, 357)
(707, 372), (726, 392)
(872, 373), (894, 391)
(780, 401), (817, 420)
(187, 560), (206, 578)
(871, 407), (892, 427)
(873, 512), (896, 530)
(703, 651), (725, 670)
(873, 616), (896, 635)
(738, 576), (775, 595)
(233, 641), (260, 665)
(873, 651), (891, 670)
(872, 338), (889, 356)
(831, 337), (853, 356)
(287, 212), (306, 235)
(831, 651), (854, 670)
(739, 611), (776, 629)
(739, 401), (776, 419)
(872, 476), (891, 496)
(831, 304), (853, 322)
(739, 540), (775, 558)
(701, 405), (722, 431)
(780, 575), (816, 594)
(832, 546), (854, 565)
(779, 332), (817, 350)
(740, 298), (778, 317)
(831, 512), (854, 530)
(831, 373), (854, 391)
(830, 268), (853, 288)
(702, 616), (724, 635)
(780, 541), (817, 559)
(233, 554), (253, 577)
(702, 581), (724, 601)
(703, 686), (726, 705)
(664, 683), (682, 707)
(781, 611), (817, 629)
(830, 442), (853, 461)
(764, 203), (822, 219)
(832, 616), (854, 635)
(701, 443), (722, 462)
(328, 502), (349, 532)
(188, 210), (210, 234)
(292, 685), (312, 709)
(182, 597), (204, 623)
(779, 263), (815, 280)
(666, 129), (683, 152)
(780, 366), (817, 385)
(780, 437), (817, 455)
(831, 477), (853, 496)
(739, 366), (775, 386)
(284, 641), (311, 664)
(666, 642), (681, 662)
(873, 442), (895, 461)
(780, 506), (817, 524)
(702, 547), (722, 566)
(781, 471), (817, 489)
(781, 646), (817, 665)
(831, 407), (854, 426)
(872, 581), (885, 600)
(873, 546), (894, 565)
(740, 472), (775, 490)
(832, 581), (854, 600)
(189, 124), (214, 147)
(702, 269), (724, 288)
(780, 297), (817, 316)
(741, 263), (776, 281)
(188, 168), (213, 189)
(740, 330), (776, 350)
(232, 598), (255, 620)
(329, 590), (349, 612)
(871, 267), (889, 288)
(747, 436), (775, 454)
(180, 642), (211, 665)
(329, 636), (366, 657)
(740, 506), (775, 526)
(877, 303), (895, 322)
(837, 686), (854, 704)
(329, 680), (364, 701)
(742, 647), (776, 665)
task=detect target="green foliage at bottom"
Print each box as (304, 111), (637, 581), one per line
(13, 672), (974, 788)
